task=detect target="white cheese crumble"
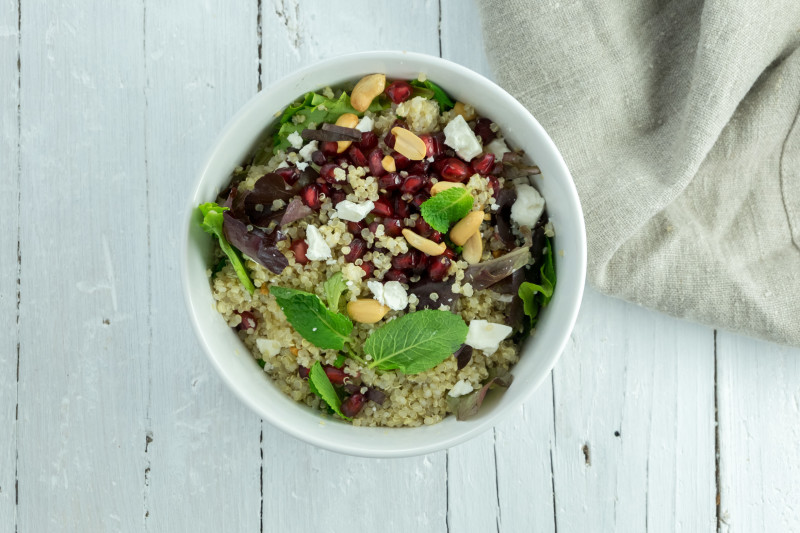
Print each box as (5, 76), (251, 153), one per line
(443, 114), (482, 160)
(355, 115), (374, 133)
(287, 131), (304, 150)
(510, 184), (546, 228)
(367, 280), (408, 311)
(485, 138), (510, 159)
(465, 320), (513, 356)
(255, 338), (281, 358)
(296, 162), (309, 171)
(305, 225), (332, 261)
(298, 140), (318, 161)
(448, 379), (474, 398)
(334, 200), (375, 222)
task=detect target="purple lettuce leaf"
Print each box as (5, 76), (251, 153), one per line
(222, 211), (289, 275)
(454, 368), (514, 421)
(279, 198), (313, 226)
(463, 246), (531, 291)
(454, 344), (473, 371)
(408, 279), (459, 310)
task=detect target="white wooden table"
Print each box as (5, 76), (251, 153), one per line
(3, 1), (799, 531)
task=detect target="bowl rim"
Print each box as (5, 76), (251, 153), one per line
(182, 50), (587, 457)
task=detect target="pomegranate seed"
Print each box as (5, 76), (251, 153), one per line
(385, 80), (412, 104)
(401, 175), (425, 194)
(320, 141), (339, 156)
(391, 252), (415, 271)
(314, 180), (330, 197)
(323, 365), (348, 385)
(430, 230), (443, 243)
(275, 166), (300, 186)
(347, 221), (366, 234)
(383, 217), (403, 237)
(428, 256), (451, 281)
(237, 311), (257, 331)
(474, 118), (496, 144)
(360, 261), (374, 278)
(368, 221), (380, 235)
(368, 148), (386, 177)
(411, 192), (429, 209)
(345, 238), (367, 262)
(334, 156), (349, 168)
(440, 158), (471, 182)
(384, 269), (409, 284)
(407, 160), (430, 175)
(331, 189), (347, 205)
(411, 250), (429, 273)
(341, 393), (367, 418)
(470, 153), (495, 175)
(391, 151), (410, 170)
(442, 248), (456, 260)
(394, 195), (411, 218)
(415, 217), (433, 237)
(348, 145), (368, 167)
(378, 172), (402, 191)
(290, 239), (309, 265)
(301, 184), (321, 210)
(487, 175), (500, 197)
(371, 197), (393, 217)
(419, 132), (446, 158)
(358, 131), (378, 152)
(297, 366), (310, 379)
(311, 150), (327, 166)
(319, 163), (340, 184)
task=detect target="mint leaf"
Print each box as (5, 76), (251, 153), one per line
(308, 362), (350, 420)
(518, 236), (556, 328)
(323, 272), (348, 312)
(270, 286), (353, 350)
(409, 80), (455, 110)
(198, 202), (255, 295)
(333, 354), (346, 368)
(365, 310), (468, 374)
(420, 187), (475, 233)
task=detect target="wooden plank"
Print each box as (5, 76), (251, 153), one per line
(717, 333), (800, 533)
(15, 2), (149, 530)
(0, 0), (19, 529)
(550, 288), (716, 532)
(143, 2), (262, 530)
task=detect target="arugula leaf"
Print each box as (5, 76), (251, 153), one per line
(308, 362), (350, 420)
(269, 286), (353, 350)
(323, 272), (348, 312)
(409, 79), (455, 110)
(518, 236), (557, 328)
(198, 202), (255, 295)
(420, 187), (475, 233)
(365, 310), (468, 374)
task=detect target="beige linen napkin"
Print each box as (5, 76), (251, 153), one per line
(478, 0), (800, 346)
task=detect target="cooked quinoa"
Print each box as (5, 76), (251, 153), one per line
(204, 75), (551, 427)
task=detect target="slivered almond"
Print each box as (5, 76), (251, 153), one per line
(381, 155), (396, 173)
(450, 211), (484, 246)
(335, 113), (360, 153)
(391, 127), (427, 161)
(431, 181), (466, 195)
(351, 73), (386, 112)
(402, 229), (447, 256)
(462, 231), (483, 265)
(347, 299), (390, 323)
(453, 101), (476, 121)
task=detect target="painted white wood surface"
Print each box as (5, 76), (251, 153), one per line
(3, 0), (799, 531)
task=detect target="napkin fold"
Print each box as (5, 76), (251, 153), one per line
(478, 0), (800, 346)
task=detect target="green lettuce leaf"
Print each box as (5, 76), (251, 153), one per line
(323, 272), (348, 313)
(269, 286), (353, 350)
(198, 202), (255, 295)
(419, 187), (475, 233)
(409, 79), (455, 110)
(518, 236), (556, 328)
(308, 362), (350, 420)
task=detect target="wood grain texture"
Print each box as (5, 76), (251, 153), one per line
(143, 2), (262, 530)
(16, 2), (149, 530)
(0, 0), (19, 530)
(717, 333), (800, 533)
(551, 288), (717, 532)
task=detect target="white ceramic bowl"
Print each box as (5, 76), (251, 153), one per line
(183, 51), (586, 458)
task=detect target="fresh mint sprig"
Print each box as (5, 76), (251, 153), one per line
(307, 361), (350, 420)
(420, 187), (474, 233)
(269, 286), (353, 350)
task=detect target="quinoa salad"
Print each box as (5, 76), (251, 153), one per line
(198, 73), (556, 427)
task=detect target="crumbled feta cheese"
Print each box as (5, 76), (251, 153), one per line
(276, 160), (289, 169)
(287, 131), (304, 150)
(296, 162), (309, 171)
(449, 379), (474, 398)
(355, 115), (374, 133)
(485, 138), (510, 159)
(367, 280), (408, 311)
(255, 338), (281, 358)
(510, 184), (546, 228)
(305, 225), (332, 261)
(298, 140), (318, 162)
(334, 200), (374, 222)
(443, 114), (483, 160)
(465, 320), (513, 356)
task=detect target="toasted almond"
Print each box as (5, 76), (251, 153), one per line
(391, 127), (427, 161)
(450, 210), (484, 246)
(335, 113), (360, 153)
(351, 73), (386, 112)
(453, 101), (476, 121)
(462, 231), (483, 265)
(381, 155), (396, 173)
(402, 228), (447, 256)
(347, 299), (390, 323)
(431, 181), (467, 195)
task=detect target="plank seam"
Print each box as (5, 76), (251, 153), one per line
(259, 428), (264, 533)
(437, 0), (442, 57)
(257, 0), (262, 91)
(550, 370), (558, 533)
(14, 0), (22, 530)
(445, 450), (450, 533)
(714, 330), (721, 533)
(493, 428), (501, 533)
